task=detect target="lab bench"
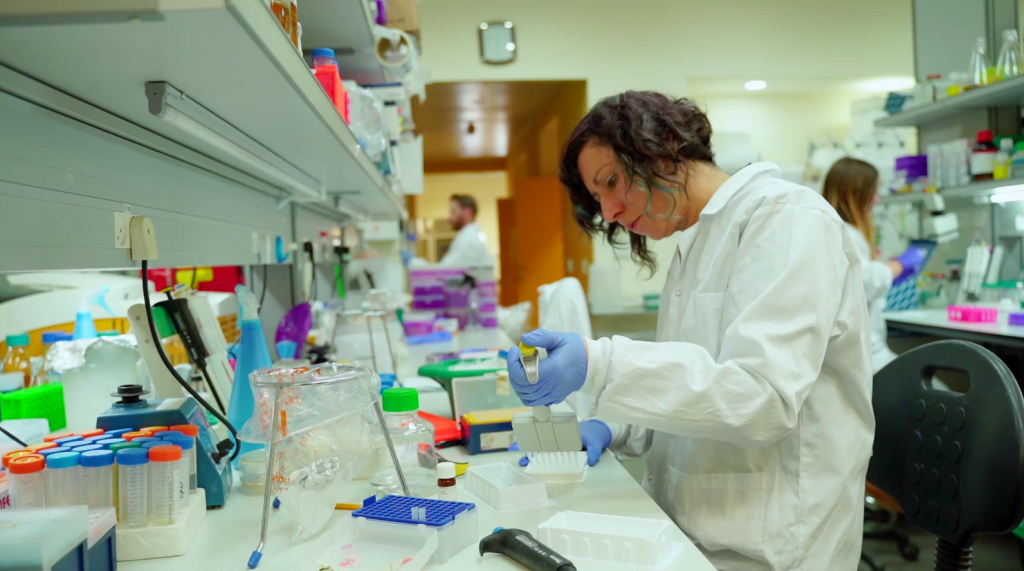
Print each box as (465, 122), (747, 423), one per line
(886, 309), (1024, 349)
(119, 327), (717, 570)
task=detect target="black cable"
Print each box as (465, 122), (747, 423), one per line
(259, 264), (268, 308)
(141, 260), (240, 461)
(0, 424), (27, 447)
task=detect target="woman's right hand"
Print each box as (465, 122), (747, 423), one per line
(887, 259), (904, 279)
(507, 329), (588, 407)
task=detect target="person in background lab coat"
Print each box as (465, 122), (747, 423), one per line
(506, 92), (875, 571)
(439, 194), (495, 268)
(822, 158), (929, 373)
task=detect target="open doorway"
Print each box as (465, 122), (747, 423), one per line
(410, 80), (590, 324)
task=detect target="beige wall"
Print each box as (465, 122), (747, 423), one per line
(417, 171), (510, 273)
(418, 0), (916, 305)
(420, 0), (914, 107)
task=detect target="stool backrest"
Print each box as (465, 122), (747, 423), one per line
(868, 340), (1024, 544)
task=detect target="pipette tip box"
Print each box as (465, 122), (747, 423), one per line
(352, 495), (478, 563)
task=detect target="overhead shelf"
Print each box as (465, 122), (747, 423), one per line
(0, 0), (402, 217)
(300, 0), (389, 85)
(875, 75), (1024, 128)
(879, 178), (1024, 205)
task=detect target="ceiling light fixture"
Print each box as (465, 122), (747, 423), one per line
(744, 80), (767, 91)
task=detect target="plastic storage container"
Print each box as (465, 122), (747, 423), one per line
(80, 449), (115, 508)
(1, 383), (67, 432)
(148, 445), (181, 526)
(46, 451), (81, 506)
(371, 387), (438, 497)
(352, 495), (479, 564)
(3, 333), (32, 388)
(117, 448), (149, 528)
(463, 463), (549, 513)
(537, 511), (684, 569)
(8, 453), (47, 508)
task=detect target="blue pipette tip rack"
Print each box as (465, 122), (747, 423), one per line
(352, 495), (475, 527)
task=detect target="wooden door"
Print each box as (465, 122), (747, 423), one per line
(497, 198), (518, 306)
(513, 177), (567, 326)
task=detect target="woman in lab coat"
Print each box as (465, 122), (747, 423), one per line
(822, 158), (926, 373)
(506, 92), (875, 571)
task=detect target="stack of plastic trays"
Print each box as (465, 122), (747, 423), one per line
(463, 463), (549, 513)
(537, 511), (685, 569)
(351, 495), (478, 564)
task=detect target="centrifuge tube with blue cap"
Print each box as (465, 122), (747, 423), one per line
(117, 448), (149, 528)
(228, 285), (271, 468)
(73, 286), (114, 340)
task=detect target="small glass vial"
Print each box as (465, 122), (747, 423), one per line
(8, 454), (47, 508)
(437, 462), (457, 501)
(45, 451), (81, 506)
(148, 445), (181, 526)
(80, 449), (115, 508)
(117, 448), (149, 528)
(169, 424), (199, 493)
(165, 435), (194, 510)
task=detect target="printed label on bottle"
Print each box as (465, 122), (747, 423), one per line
(971, 152), (996, 176)
(438, 486), (457, 501)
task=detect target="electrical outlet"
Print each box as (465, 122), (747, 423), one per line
(114, 211), (133, 249)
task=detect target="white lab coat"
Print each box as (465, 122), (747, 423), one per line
(580, 163), (875, 571)
(439, 222), (495, 268)
(845, 223), (900, 373)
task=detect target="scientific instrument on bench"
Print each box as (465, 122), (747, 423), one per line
(511, 344), (582, 453)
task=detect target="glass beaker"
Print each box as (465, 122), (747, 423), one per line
(968, 37), (992, 88)
(240, 364), (381, 550)
(997, 29), (1022, 81)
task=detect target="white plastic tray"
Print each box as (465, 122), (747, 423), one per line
(463, 463), (550, 513)
(525, 451), (588, 483)
(537, 510), (685, 569)
(315, 517), (438, 571)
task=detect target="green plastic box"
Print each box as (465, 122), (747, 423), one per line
(0, 383), (66, 431)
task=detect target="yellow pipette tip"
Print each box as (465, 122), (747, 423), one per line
(518, 342), (537, 356)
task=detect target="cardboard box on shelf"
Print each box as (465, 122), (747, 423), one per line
(387, 0), (420, 33)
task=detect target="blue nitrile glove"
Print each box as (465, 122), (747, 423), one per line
(892, 245), (929, 285)
(580, 419), (612, 466)
(507, 329), (588, 407)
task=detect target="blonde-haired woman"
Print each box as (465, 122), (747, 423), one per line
(823, 157), (928, 372)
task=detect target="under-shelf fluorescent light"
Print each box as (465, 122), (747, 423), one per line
(145, 82), (324, 201)
(988, 184), (1024, 204)
(744, 80), (767, 91)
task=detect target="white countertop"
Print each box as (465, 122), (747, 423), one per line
(886, 308), (1024, 344)
(121, 326), (716, 570)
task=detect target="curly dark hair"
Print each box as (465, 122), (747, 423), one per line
(559, 91), (715, 274)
